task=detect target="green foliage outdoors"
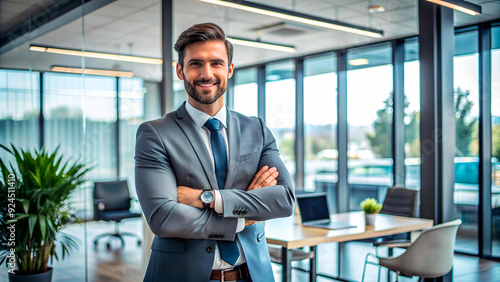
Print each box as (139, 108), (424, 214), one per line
(0, 144), (91, 274)
(454, 87), (477, 156)
(360, 198), (382, 214)
(493, 125), (500, 160)
(367, 87), (481, 158)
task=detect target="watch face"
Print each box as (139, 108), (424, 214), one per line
(201, 191), (214, 203)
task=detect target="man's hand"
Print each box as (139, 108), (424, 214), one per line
(245, 219), (259, 226)
(245, 166), (279, 226)
(177, 186), (203, 209)
(247, 166), (279, 191)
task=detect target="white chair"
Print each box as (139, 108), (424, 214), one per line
(361, 219), (462, 282)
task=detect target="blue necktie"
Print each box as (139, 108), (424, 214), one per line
(204, 118), (240, 266)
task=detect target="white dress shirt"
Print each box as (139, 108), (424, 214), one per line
(184, 101), (246, 270)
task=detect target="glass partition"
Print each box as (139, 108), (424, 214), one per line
(347, 44), (393, 210)
(233, 67), (258, 117)
(303, 54), (337, 192)
(404, 39), (421, 190)
(0, 69), (40, 163)
(453, 29), (479, 254)
(265, 61), (296, 184)
(491, 25), (500, 257)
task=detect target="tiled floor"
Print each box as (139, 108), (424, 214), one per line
(2, 218), (500, 282)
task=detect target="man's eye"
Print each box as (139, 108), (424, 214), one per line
(190, 62), (201, 66)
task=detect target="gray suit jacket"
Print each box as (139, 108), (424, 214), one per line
(135, 102), (295, 281)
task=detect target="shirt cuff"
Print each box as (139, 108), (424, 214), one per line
(214, 190), (245, 233)
(213, 190), (223, 214)
(236, 218), (245, 233)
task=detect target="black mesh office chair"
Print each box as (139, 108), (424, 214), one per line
(93, 180), (142, 249)
(372, 186), (419, 256)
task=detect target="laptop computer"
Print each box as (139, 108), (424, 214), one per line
(296, 193), (357, 230)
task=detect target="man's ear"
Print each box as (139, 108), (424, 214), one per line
(176, 62), (184, 80)
(227, 62), (234, 79)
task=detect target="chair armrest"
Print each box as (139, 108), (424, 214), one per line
(373, 239), (411, 249)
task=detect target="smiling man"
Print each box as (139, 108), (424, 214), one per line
(134, 23), (295, 282)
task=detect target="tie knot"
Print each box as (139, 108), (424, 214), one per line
(204, 118), (222, 132)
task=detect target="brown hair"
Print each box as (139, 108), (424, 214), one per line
(174, 23), (233, 68)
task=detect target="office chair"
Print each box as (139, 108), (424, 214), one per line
(370, 186), (419, 256)
(268, 245), (316, 278)
(268, 204), (316, 281)
(93, 180), (142, 249)
(361, 219), (461, 282)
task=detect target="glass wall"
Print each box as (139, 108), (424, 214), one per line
(404, 39), (421, 190)
(347, 44), (393, 210)
(303, 55), (337, 192)
(44, 73), (117, 179)
(265, 61), (296, 182)
(453, 30), (479, 254)
(233, 67), (258, 117)
(491, 25), (500, 257)
(119, 77), (144, 198)
(0, 69), (40, 161)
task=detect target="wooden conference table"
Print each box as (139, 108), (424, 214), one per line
(265, 211), (434, 282)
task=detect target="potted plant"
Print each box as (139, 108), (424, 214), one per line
(360, 197), (382, 226)
(0, 144), (90, 281)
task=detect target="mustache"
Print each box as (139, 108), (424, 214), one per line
(194, 78), (220, 84)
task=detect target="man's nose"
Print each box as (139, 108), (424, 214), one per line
(200, 64), (213, 79)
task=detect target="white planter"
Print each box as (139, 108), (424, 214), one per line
(364, 212), (378, 226)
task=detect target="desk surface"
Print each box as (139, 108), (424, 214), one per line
(265, 211), (434, 249)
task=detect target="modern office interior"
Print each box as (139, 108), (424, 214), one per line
(0, 0), (500, 281)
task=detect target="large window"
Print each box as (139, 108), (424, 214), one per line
(233, 67), (258, 117)
(0, 70), (40, 161)
(265, 61), (296, 182)
(491, 26), (500, 257)
(347, 44), (393, 210)
(303, 55), (337, 192)
(404, 39), (421, 190)
(453, 30), (479, 254)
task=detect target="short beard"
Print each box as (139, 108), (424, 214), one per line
(183, 77), (225, 105)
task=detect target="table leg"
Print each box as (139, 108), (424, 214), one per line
(309, 246), (317, 282)
(338, 242), (344, 277)
(281, 247), (292, 282)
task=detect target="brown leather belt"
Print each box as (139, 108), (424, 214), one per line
(210, 263), (250, 281)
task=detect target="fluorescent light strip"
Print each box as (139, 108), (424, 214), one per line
(51, 66), (134, 77)
(348, 58), (369, 66)
(227, 37), (296, 53)
(426, 0), (481, 16)
(200, 0), (383, 38)
(31, 45), (163, 65)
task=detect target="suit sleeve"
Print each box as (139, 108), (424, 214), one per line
(219, 118), (296, 221)
(135, 122), (238, 241)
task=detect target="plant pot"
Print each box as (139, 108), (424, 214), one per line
(9, 267), (53, 282)
(364, 212), (378, 226)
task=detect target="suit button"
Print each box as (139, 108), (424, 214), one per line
(207, 247), (214, 253)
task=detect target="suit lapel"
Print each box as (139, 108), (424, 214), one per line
(225, 109), (240, 189)
(174, 103), (218, 190)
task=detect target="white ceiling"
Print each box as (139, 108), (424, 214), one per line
(0, 0), (499, 81)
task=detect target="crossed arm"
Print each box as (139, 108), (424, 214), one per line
(177, 165), (279, 226)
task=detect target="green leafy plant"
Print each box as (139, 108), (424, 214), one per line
(360, 198), (382, 214)
(0, 144), (91, 275)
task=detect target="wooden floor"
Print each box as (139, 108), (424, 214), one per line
(2, 218), (500, 282)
